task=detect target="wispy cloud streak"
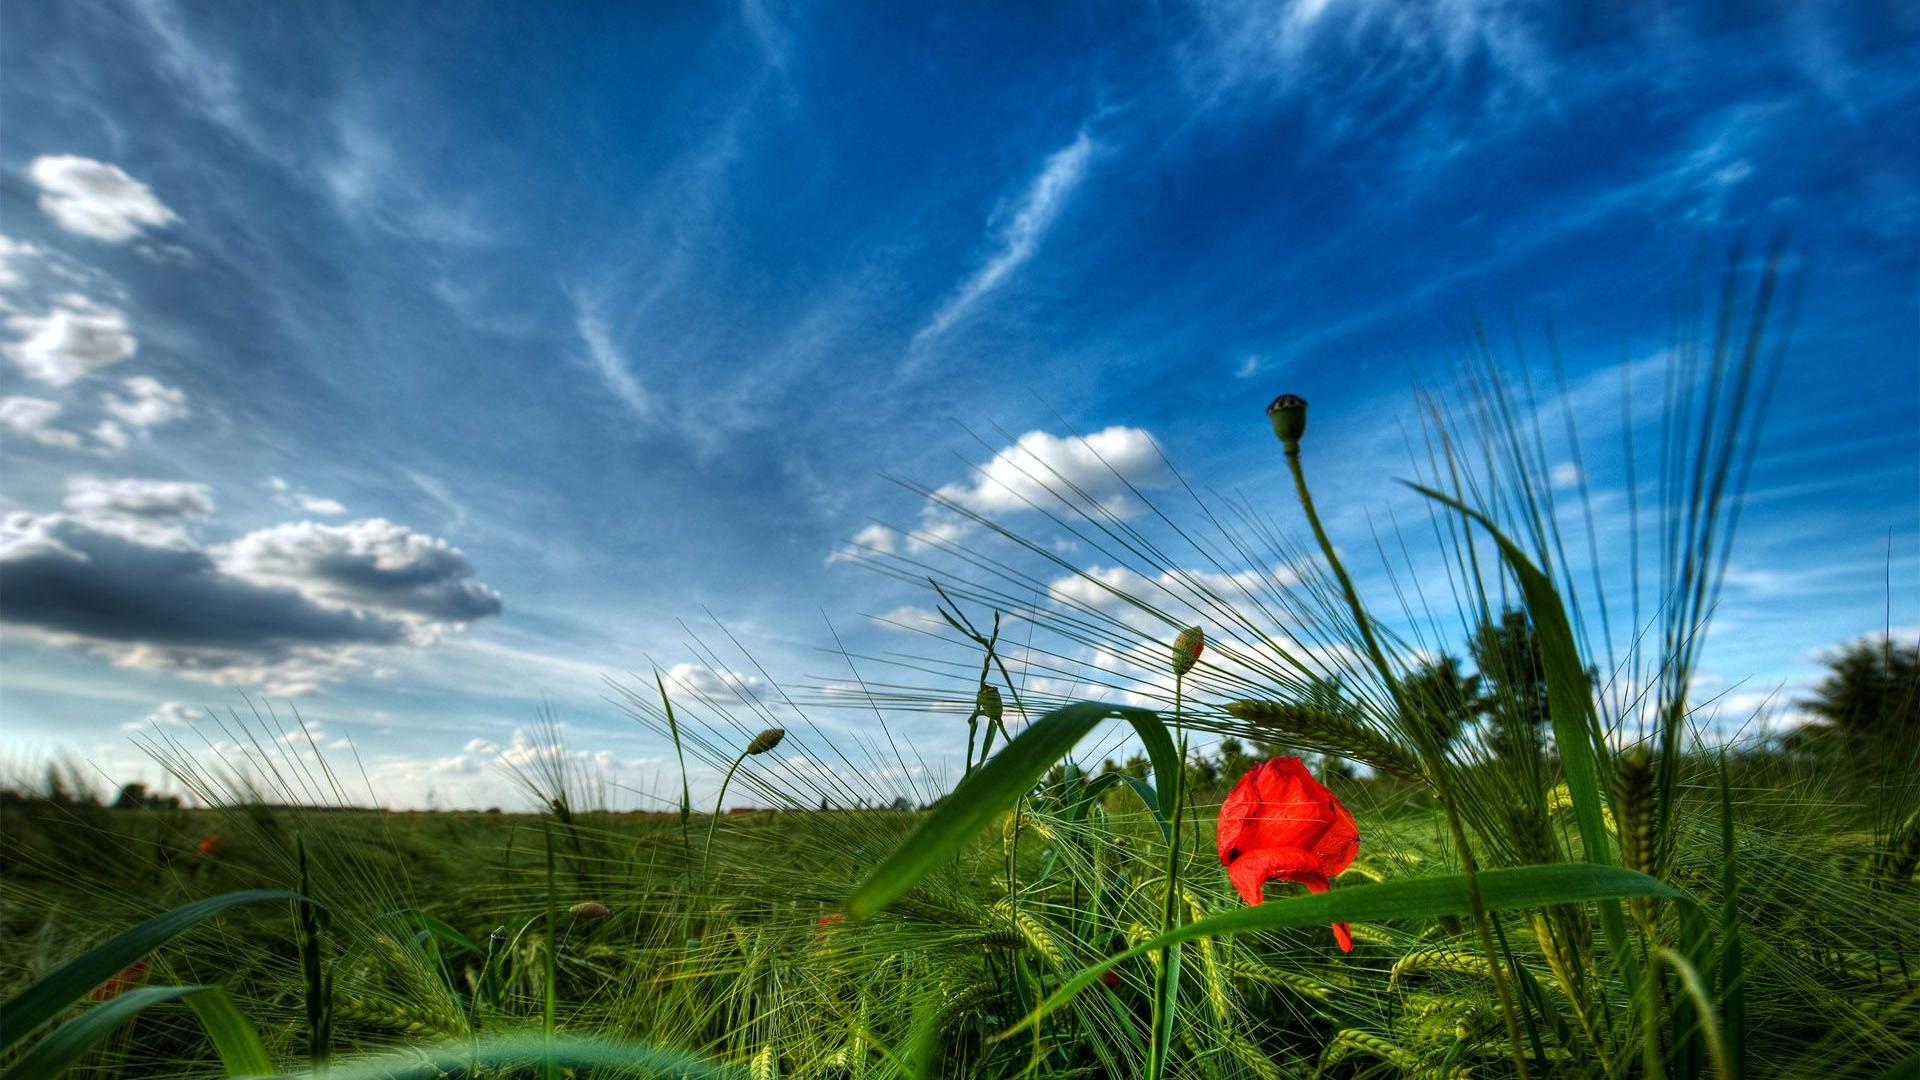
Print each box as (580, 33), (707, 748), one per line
(911, 129), (1095, 349)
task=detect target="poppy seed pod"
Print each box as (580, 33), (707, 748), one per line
(1172, 626), (1204, 677)
(976, 683), (1003, 723)
(747, 728), (786, 755)
(568, 900), (610, 920)
(1266, 394), (1308, 450)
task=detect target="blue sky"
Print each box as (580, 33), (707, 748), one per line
(2, 1), (1915, 808)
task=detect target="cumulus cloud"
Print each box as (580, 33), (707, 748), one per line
(1, 395), (83, 449)
(661, 661), (767, 705)
(65, 475), (214, 519)
(4, 294), (137, 386)
(0, 512), (502, 690)
(28, 156), (180, 243)
(102, 376), (190, 430)
(913, 129), (1096, 347)
(832, 425), (1176, 563)
(935, 426), (1173, 516)
(217, 518), (504, 628)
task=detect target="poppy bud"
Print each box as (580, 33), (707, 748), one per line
(1172, 626), (1204, 677)
(568, 901), (610, 920)
(747, 728), (785, 755)
(976, 684), (1003, 723)
(1266, 394), (1308, 450)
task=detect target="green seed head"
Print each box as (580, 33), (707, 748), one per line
(976, 683), (1003, 723)
(1266, 393), (1308, 450)
(747, 728), (786, 755)
(1172, 626), (1204, 677)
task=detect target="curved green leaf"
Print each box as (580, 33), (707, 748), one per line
(1001, 863), (1677, 1037)
(0, 889), (308, 1054)
(847, 701), (1166, 919)
(272, 1032), (743, 1079)
(1, 985), (268, 1080)
(1403, 482), (1613, 866)
(184, 986), (274, 1076)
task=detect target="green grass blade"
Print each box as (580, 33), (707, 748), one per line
(2, 985), (201, 1080)
(1718, 751), (1745, 1080)
(0, 889), (306, 1054)
(1878, 1055), (1920, 1080)
(271, 1032), (745, 1078)
(658, 668), (692, 844)
(1002, 863), (1677, 1037)
(183, 986), (276, 1076)
(846, 701), (1164, 919)
(1404, 482), (1613, 866)
(0, 985), (269, 1080)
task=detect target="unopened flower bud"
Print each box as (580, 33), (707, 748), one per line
(1267, 394), (1308, 450)
(976, 684), (1003, 724)
(1172, 626), (1204, 677)
(747, 728), (785, 755)
(568, 901), (610, 920)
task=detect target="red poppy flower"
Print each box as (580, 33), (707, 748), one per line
(1216, 757), (1360, 952)
(816, 913), (844, 928)
(1101, 970), (1121, 990)
(197, 834), (223, 857)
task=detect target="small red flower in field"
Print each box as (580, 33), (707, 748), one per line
(196, 834), (223, 857)
(817, 913), (844, 928)
(90, 960), (147, 1000)
(1101, 969), (1121, 990)
(1216, 757), (1360, 952)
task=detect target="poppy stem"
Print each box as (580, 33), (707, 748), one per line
(1146, 673), (1188, 1080)
(1281, 435), (1533, 1080)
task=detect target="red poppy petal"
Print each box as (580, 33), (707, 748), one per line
(1331, 921), (1354, 952)
(1223, 846), (1319, 906)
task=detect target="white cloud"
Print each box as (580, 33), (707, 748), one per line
(102, 376), (190, 430)
(1549, 461), (1583, 489)
(935, 425), (1173, 517)
(65, 476), (215, 519)
(913, 129), (1095, 347)
(218, 518), (504, 633)
(574, 300), (655, 425)
(28, 156), (180, 243)
(122, 700), (202, 731)
(661, 661), (767, 706)
(1, 512), (503, 691)
(0, 395), (82, 449)
(4, 294), (137, 386)
(874, 605), (942, 631)
(91, 420), (130, 452)
(267, 477), (348, 515)
(1182, 0), (1553, 101)
(0, 235), (40, 290)
(833, 425), (1178, 562)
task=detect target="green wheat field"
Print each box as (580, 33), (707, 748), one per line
(4, 266), (1916, 1078)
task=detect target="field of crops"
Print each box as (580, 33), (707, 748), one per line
(4, 268), (1917, 1078)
